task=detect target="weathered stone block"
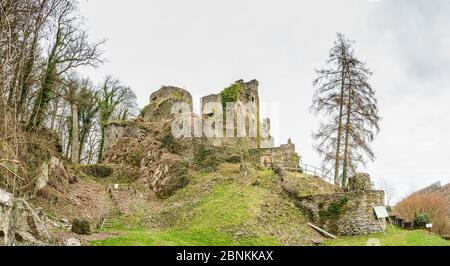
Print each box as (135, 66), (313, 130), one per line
(147, 153), (190, 199)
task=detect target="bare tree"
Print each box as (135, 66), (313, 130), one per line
(97, 76), (136, 162)
(379, 180), (397, 207)
(311, 33), (380, 188)
(0, 0), (104, 194)
(27, 0), (103, 131)
(311, 33), (353, 186)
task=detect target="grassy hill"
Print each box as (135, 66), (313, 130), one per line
(88, 163), (335, 246)
(35, 162), (450, 246)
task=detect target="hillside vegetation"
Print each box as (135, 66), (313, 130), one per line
(394, 182), (450, 237)
(83, 163), (335, 246)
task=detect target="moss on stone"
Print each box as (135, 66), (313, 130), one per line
(171, 90), (185, 101)
(318, 196), (349, 232)
(319, 196), (348, 218)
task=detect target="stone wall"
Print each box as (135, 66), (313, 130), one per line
(260, 118), (274, 149)
(259, 139), (300, 169)
(200, 80), (261, 149)
(104, 122), (127, 154)
(297, 190), (386, 236)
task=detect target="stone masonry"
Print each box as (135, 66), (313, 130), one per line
(297, 190), (386, 236)
(260, 138), (300, 169)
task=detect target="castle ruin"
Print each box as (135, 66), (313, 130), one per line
(103, 79), (301, 170)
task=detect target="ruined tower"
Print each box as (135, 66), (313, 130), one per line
(200, 79), (261, 148)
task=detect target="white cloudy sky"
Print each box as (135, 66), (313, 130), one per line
(78, 0), (450, 202)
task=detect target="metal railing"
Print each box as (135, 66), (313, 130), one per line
(285, 163), (335, 185)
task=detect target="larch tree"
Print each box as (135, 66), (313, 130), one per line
(311, 33), (380, 188)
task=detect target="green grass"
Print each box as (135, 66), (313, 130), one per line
(323, 226), (450, 246)
(91, 228), (277, 246)
(89, 164), (450, 247)
(89, 164), (354, 246)
(91, 171), (281, 246)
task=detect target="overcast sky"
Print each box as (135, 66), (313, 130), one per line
(78, 0), (450, 202)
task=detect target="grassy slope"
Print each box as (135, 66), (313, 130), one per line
(324, 226), (450, 246)
(91, 164), (326, 246)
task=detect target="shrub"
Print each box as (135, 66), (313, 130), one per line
(72, 219), (91, 235)
(413, 213), (430, 228)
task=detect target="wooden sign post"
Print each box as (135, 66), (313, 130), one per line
(426, 223), (433, 235)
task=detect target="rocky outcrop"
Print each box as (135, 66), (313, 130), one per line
(1, 189), (50, 246)
(145, 153), (189, 199)
(100, 85), (204, 199)
(101, 118), (193, 199)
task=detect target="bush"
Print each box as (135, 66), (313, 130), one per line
(413, 213), (430, 228)
(72, 219), (91, 235)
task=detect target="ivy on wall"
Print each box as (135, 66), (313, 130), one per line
(318, 196), (349, 232)
(219, 83), (242, 111)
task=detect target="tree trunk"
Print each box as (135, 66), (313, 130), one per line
(27, 26), (60, 131)
(18, 32), (39, 117)
(98, 126), (105, 163)
(49, 98), (60, 131)
(334, 64), (346, 186)
(342, 88), (352, 189)
(71, 103), (80, 163)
